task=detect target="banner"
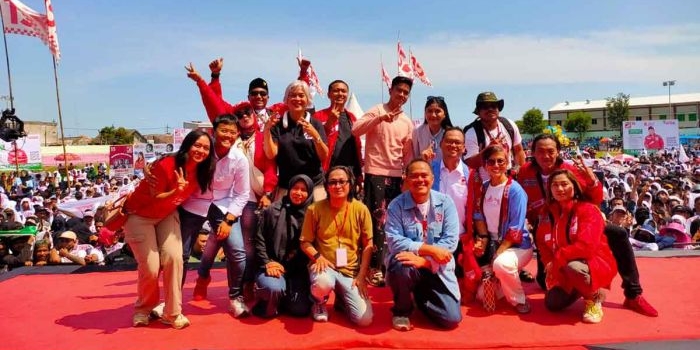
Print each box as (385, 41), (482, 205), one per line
(109, 145), (133, 179)
(622, 120), (679, 155)
(0, 134), (42, 171)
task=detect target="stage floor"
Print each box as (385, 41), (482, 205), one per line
(1, 257), (699, 350)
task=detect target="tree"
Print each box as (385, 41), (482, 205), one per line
(564, 111), (592, 142)
(94, 126), (135, 145)
(606, 92), (630, 136)
(517, 108), (547, 135)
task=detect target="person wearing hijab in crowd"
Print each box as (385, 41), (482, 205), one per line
(536, 169), (617, 324)
(253, 175), (315, 318)
(413, 96), (453, 163)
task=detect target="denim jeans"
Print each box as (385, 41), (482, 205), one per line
(254, 269), (311, 318)
(386, 256), (461, 329)
(180, 205), (246, 299)
(309, 267), (373, 326)
(239, 201), (260, 283)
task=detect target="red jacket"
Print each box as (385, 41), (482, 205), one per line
(535, 201), (617, 296)
(193, 77), (278, 194)
(312, 108), (363, 172)
(518, 160), (603, 226)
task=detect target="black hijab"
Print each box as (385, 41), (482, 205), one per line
(270, 174), (314, 263)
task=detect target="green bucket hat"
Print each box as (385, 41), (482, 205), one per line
(473, 91), (504, 114)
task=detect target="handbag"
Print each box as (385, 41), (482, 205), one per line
(103, 193), (131, 231)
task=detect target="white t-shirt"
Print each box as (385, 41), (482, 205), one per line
(464, 118), (522, 180)
(439, 161), (468, 234)
(483, 182), (507, 240)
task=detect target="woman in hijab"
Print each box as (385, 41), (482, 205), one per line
(252, 174), (315, 318)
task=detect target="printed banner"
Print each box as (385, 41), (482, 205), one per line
(622, 120), (679, 154)
(109, 145), (133, 179)
(0, 134), (42, 171)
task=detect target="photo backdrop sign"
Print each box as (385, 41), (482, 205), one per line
(109, 145), (134, 179)
(622, 120), (679, 155)
(0, 134), (42, 171)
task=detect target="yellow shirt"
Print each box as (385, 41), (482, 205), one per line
(300, 199), (373, 277)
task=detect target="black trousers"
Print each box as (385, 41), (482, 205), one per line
(535, 223), (642, 299)
(363, 174), (403, 271)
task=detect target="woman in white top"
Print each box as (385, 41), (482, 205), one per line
(412, 96), (453, 163)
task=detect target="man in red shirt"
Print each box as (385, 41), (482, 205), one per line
(643, 126), (664, 150)
(518, 133), (658, 317)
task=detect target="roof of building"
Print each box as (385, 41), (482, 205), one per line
(549, 93), (700, 112)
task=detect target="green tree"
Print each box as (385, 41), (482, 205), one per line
(517, 108), (547, 135)
(94, 126), (135, 145)
(564, 111), (592, 142)
(515, 120), (525, 131)
(606, 92), (630, 137)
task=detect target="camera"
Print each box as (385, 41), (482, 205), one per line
(0, 109), (26, 142)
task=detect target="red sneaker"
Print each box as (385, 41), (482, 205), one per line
(623, 295), (658, 317)
(193, 276), (211, 301)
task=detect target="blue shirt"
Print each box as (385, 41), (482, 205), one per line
(385, 190), (460, 300)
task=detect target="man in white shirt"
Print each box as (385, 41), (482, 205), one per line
(463, 92), (526, 180)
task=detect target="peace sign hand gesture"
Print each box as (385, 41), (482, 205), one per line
(185, 62), (201, 82)
(174, 167), (188, 192)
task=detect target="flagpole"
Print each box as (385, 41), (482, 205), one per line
(408, 47), (413, 120)
(51, 55), (69, 181)
(0, 3), (15, 110)
(380, 54), (384, 103)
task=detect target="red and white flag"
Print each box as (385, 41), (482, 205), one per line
(297, 49), (323, 96)
(381, 62), (391, 89)
(410, 51), (432, 87)
(0, 0), (60, 61)
(397, 41), (413, 77)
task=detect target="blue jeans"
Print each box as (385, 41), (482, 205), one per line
(309, 267), (373, 326)
(254, 269), (311, 318)
(180, 205), (246, 299)
(239, 201), (260, 283)
(386, 256), (462, 329)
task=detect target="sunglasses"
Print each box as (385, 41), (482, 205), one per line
(427, 96), (444, 102)
(249, 91), (268, 97)
(328, 179), (349, 187)
(486, 158), (507, 166)
(235, 109), (254, 118)
(479, 103), (500, 110)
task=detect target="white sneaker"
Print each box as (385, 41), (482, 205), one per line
(312, 302), (328, 322)
(150, 302), (165, 319)
(228, 296), (250, 318)
(642, 242), (659, 251)
(160, 314), (191, 329)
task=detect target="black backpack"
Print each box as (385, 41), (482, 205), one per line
(462, 116), (516, 152)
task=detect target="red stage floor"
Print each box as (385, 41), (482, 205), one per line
(1, 257), (699, 350)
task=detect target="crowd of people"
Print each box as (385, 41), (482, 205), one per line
(2, 57), (699, 332)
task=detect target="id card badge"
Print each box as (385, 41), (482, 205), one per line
(336, 248), (348, 267)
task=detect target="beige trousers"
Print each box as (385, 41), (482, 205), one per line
(124, 211), (183, 318)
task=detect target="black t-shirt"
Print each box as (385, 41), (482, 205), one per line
(271, 114), (327, 187)
(330, 112), (362, 178)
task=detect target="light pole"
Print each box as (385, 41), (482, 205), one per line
(662, 80), (675, 119)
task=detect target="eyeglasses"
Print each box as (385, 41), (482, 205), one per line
(479, 103), (500, 110)
(249, 91), (268, 97)
(328, 179), (349, 187)
(486, 158), (507, 166)
(427, 96), (444, 101)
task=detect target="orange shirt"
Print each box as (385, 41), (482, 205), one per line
(124, 156), (201, 219)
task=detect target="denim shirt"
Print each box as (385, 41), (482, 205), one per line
(385, 190), (460, 300)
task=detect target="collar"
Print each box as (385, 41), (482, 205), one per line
(440, 159), (465, 174)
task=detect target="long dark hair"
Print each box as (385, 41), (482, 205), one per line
(175, 130), (216, 194)
(424, 96), (453, 129)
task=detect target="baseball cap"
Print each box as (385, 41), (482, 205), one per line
(611, 205), (627, 213)
(59, 231), (77, 241)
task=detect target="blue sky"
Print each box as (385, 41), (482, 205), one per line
(3, 0), (700, 137)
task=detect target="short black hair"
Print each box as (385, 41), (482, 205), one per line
(391, 76), (413, 90)
(327, 80), (348, 92)
(213, 114), (239, 130)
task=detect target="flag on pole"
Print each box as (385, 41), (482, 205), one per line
(0, 0), (60, 61)
(380, 62), (391, 89)
(44, 0), (60, 61)
(410, 50), (432, 87)
(297, 49), (323, 96)
(397, 41), (413, 77)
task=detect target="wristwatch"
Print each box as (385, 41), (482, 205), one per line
(224, 216), (238, 226)
(313, 252), (321, 262)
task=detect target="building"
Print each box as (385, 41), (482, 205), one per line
(548, 93), (700, 134)
(183, 120), (212, 130)
(24, 120), (59, 146)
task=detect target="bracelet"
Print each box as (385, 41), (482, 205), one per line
(313, 252), (321, 261)
(211, 72), (220, 79)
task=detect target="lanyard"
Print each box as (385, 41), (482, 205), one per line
(333, 203), (350, 247)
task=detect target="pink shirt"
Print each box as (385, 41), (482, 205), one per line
(352, 104), (413, 177)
